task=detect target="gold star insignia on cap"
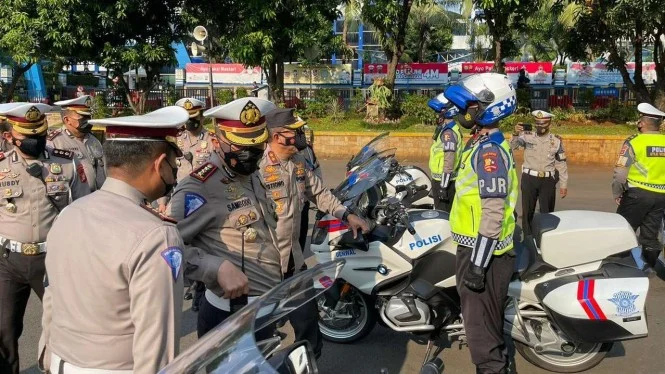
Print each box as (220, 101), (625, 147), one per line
(240, 101), (261, 126)
(25, 106), (41, 122)
(536, 111), (544, 118)
(184, 99), (193, 110)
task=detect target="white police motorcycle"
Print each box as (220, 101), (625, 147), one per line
(160, 261), (344, 374)
(312, 152), (650, 373)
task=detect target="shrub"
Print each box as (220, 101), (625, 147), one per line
(516, 87), (530, 110)
(349, 88), (366, 113)
(400, 93), (437, 125)
(588, 101), (638, 123)
(91, 93), (110, 119)
(216, 89), (234, 105)
(235, 87), (249, 99)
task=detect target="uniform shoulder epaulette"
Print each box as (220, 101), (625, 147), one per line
(553, 134), (562, 140)
(626, 134), (638, 142)
(267, 151), (280, 165)
(47, 129), (62, 141)
(0, 152), (4, 162)
(51, 148), (74, 159)
(190, 162), (218, 182)
(140, 204), (178, 224)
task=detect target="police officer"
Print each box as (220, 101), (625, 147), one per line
(0, 103), (25, 152)
(49, 95), (106, 191)
(613, 103), (665, 270)
(298, 124), (321, 253)
(511, 110), (568, 236)
(0, 103), (89, 374)
(445, 73), (518, 374)
(259, 108), (369, 358)
(428, 93), (463, 212)
(169, 98), (282, 339)
(39, 106), (188, 373)
(168, 97), (219, 311)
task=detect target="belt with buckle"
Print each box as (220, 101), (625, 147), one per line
(0, 236), (46, 256)
(523, 168), (553, 178)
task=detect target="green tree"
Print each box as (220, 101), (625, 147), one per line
(0, 0), (94, 102)
(185, 0), (344, 103)
(87, 0), (185, 114)
(404, 3), (455, 62)
(522, 1), (583, 65)
(565, 0), (665, 103)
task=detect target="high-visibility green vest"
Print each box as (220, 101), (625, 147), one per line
(449, 133), (519, 255)
(626, 133), (665, 194)
(429, 122), (463, 181)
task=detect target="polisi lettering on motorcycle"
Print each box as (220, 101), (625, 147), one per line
(393, 173), (413, 184)
(335, 249), (356, 258)
(408, 234), (443, 251)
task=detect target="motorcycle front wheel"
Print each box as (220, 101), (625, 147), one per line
(317, 285), (377, 343)
(514, 340), (613, 373)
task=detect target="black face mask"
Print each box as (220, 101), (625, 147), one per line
(223, 147), (264, 175)
(160, 158), (178, 196)
(278, 130), (307, 151)
(13, 135), (47, 158)
(185, 119), (200, 132)
(456, 106), (481, 129)
(78, 118), (93, 133)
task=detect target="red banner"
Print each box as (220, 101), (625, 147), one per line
(461, 62), (494, 74)
(363, 63), (449, 85)
(461, 62), (553, 85)
(185, 63), (262, 84)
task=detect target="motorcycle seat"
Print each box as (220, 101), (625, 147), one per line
(513, 224), (557, 281)
(531, 213), (561, 248)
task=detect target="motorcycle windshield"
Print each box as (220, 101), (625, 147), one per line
(159, 261), (345, 374)
(346, 132), (390, 171)
(334, 149), (395, 203)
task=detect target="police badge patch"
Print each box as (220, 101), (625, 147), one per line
(184, 192), (207, 217)
(161, 247), (183, 281)
(608, 291), (639, 317)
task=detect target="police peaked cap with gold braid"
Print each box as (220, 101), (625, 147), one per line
(203, 98), (277, 146)
(55, 95), (93, 117)
(265, 108), (306, 130)
(531, 110), (554, 125)
(0, 103), (52, 135)
(175, 97), (206, 118)
(637, 103), (665, 121)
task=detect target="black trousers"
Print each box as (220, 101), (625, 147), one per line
(299, 202), (310, 251)
(617, 187), (665, 268)
(432, 178), (456, 213)
(0, 251), (46, 374)
(197, 296), (276, 341)
(456, 245), (515, 374)
(520, 173), (557, 236)
(284, 267), (323, 359)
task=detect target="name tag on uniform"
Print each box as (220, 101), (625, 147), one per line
(647, 146), (665, 157)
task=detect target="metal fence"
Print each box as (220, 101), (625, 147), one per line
(13, 85), (644, 113)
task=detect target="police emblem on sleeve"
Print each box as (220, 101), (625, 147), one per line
(184, 192), (207, 218)
(161, 247), (183, 281)
(608, 291), (639, 317)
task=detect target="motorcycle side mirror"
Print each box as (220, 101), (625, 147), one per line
(266, 341), (318, 374)
(329, 230), (369, 251)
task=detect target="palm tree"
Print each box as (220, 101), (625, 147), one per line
(408, 2), (457, 62)
(340, 0), (363, 48)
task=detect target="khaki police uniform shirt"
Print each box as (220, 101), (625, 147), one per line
(0, 148), (89, 244)
(300, 145), (322, 179)
(176, 130), (221, 181)
(40, 178), (183, 372)
(259, 145), (347, 274)
(0, 138), (11, 152)
(168, 161), (283, 296)
(510, 131), (569, 188)
(47, 128), (106, 191)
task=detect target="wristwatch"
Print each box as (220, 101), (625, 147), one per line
(342, 209), (351, 222)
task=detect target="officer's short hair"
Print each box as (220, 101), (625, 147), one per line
(641, 116), (661, 130)
(103, 141), (174, 176)
(0, 121), (10, 133)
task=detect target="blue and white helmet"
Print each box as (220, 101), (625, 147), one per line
(427, 93), (459, 119)
(444, 73), (516, 127)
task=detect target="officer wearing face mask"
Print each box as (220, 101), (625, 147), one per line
(511, 110), (568, 236)
(38, 106), (187, 374)
(168, 98), (284, 339)
(428, 93), (463, 212)
(48, 95), (106, 192)
(259, 108), (369, 359)
(0, 103), (90, 374)
(445, 73), (518, 374)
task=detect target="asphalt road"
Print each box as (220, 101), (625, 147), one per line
(17, 159), (665, 374)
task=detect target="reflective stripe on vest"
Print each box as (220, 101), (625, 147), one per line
(449, 135), (518, 255)
(428, 123), (463, 181)
(627, 134), (665, 193)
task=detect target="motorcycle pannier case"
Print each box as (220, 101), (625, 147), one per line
(535, 265), (648, 343)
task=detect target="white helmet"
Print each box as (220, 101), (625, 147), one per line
(444, 73), (516, 127)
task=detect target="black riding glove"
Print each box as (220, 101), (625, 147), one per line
(438, 185), (449, 201)
(463, 262), (486, 291)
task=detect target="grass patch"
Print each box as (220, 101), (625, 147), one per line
(307, 114), (636, 136)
